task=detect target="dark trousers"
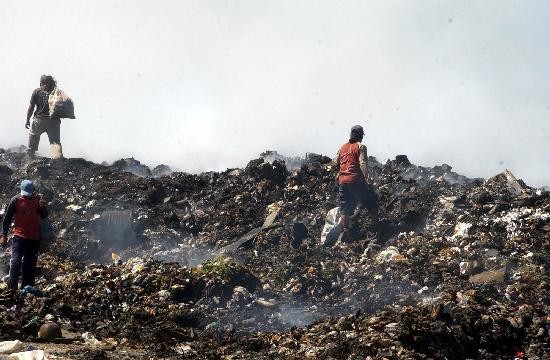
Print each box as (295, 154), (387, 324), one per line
(339, 182), (378, 216)
(9, 236), (41, 290)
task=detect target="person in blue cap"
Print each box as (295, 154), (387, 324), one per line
(0, 180), (48, 293)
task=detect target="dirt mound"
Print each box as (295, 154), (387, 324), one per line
(0, 149), (548, 359)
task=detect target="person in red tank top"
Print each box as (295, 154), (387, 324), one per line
(325, 125), (378, 245)
(0, 180), (48, 292)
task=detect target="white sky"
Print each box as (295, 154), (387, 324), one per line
(1, 1), (549, 186)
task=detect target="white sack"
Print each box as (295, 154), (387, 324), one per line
(320, 207), (340, 246)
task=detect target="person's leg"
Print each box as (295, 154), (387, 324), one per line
(356, 182), (381, 243)
(339, 214), (349, 228)
(45, 118), (62, 158)
(324, 184), (347, 246)
(325, 184), (353, 246)
(8, 237), (23, 290)
(338, 184), (347, 226)
(21, 239), (40, 288)
(360, 183), (379, 223)
(27, 134), (39, 158)
(27, 117), (47, 157)
(346, 182), (367, 225)
(340, 185), (358, 230)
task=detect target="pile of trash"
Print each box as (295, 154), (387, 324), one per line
(0, 147), (548, 359)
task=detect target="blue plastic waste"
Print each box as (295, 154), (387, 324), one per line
(20, 285), (44, 297)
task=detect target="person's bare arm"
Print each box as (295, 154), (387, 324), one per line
(359, 144), (368, 181)
(26, 93), (35, 129)
(333, 149), (341, 183)
(1, 197), (17, 245)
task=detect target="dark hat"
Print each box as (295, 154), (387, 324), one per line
(40, 74), (56, 88)
(350, 125), (364, 138)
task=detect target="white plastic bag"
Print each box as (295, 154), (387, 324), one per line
(50, 144), (62, 159)
(8, 350), (48, 360)
(0, 340), (23, 354)
(320, 207), (341, 246)
(48, 88), (75, 119)
(82, 332), (102, 346)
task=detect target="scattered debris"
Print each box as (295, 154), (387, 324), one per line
(0, 149), (547, 359)
(38, 323), (62, 340)
(469, 268), (506, 284)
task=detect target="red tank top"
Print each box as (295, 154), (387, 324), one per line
(14, 196), (41, 240)
(338, 142), (364, 184)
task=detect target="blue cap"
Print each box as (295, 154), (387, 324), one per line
(20, 180), (34, 197)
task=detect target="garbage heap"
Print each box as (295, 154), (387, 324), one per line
(0, 148), (548, 359)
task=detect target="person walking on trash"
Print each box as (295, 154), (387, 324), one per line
(0, 180), (48, 294)
(26, 74), (62, 159)
(326, 125), (378, 244)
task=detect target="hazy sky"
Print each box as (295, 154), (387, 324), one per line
(1, 1), (549, 186)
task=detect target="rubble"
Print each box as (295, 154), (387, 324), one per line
(0, 148), (547, 359)
(469, 268), (506, 284)
(38, 323), (61, 340)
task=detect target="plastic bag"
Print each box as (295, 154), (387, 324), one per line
(50, 144), (62, 160)
(40, 218), (55, 242)
(320, 207), (341, 246)
(0, 340), (23, 354)
(21, 285), (44, 297)
(8, 350), (48, 360)
(48, 88), (75, 119)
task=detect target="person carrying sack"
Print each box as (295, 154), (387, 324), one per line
(26, 74), (69, 159)
(0, 180), (48, 294)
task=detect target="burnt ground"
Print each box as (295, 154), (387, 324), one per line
(0, 148), (548, 359)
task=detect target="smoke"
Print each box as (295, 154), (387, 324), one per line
(276, 304), (322, 327)
(0, 1), (548, 186)
(152, 243), (220, 268)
